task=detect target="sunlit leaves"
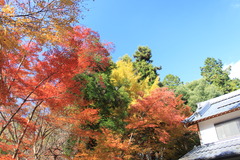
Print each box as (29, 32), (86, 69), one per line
(126, 88), (192, 158)
(0, 0), (87, 50)
(0, 0), (5, 6)
(111, 59), (160, 100)
(0, 24), (110, 158)
(74, 129), (135, 160)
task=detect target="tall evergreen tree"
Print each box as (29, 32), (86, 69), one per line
(200, 58), (229, 87)
(133, 46), (161, 85)
(200, 57), (240, 93)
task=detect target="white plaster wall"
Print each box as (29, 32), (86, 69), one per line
(198, 110), (240, 145)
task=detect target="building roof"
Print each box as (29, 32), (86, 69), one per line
(183, 89), (240, 125)
(179, 137), (240, 160)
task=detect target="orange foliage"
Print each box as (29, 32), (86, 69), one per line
(0, 155), (14, 160)
(0, 0), (5, 6)
(126, 87), (192, 153)
(0, 25), (111, 158)
(74, 129), (136, 160)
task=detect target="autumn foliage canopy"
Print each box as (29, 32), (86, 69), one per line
(0, 0), (197, 159)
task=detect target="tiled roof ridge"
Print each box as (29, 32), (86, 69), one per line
(207, 89), (240, 105)
(212, 93), (240, 107)
(185, 107), (240, 125)
(184, 137), (240, 156)
(183, 89), (240, 125)
(217, 99), (240, 109)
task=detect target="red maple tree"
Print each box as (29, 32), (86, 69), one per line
(126, 88), (192, 158)
(0, 26), (111, 159)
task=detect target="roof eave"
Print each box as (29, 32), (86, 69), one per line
(184, 107), (240, 127)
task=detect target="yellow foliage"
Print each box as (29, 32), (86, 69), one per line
(2, 5), (15, 15)
(150, 76), (160, 91)
(60, 0), (74, 6)
(111, 60), (160, 100)
(0, 0), (82, 50)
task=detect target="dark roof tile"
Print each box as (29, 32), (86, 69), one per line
(180, 137), (240, 160)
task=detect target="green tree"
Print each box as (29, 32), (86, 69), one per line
(66, 64), (131, 158)
(175, 79), (223, 111)
(200, 57), (229, 86)
(133, 46), (161, 85)
(200, 57), (240, 93)
(162, 74), (183, 90)
(225, 78), (240, 92)
(134, 46), (153, 62)
(120, 54), (132, 62)
(75, 65), (130, 134)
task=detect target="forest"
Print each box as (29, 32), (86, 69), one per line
(0, 0), (240, 159)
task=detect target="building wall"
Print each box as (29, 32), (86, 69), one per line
(198, 110), (240, 145)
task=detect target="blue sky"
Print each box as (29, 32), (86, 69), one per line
(80, 0), (240, 83)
